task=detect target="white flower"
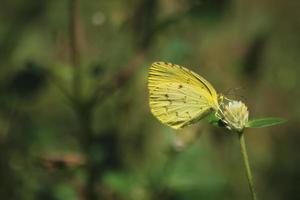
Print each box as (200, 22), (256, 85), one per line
(223, 101), (249, 132)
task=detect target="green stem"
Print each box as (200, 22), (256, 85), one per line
(69, 0), (82, 100)
(238, 132), (257, 200)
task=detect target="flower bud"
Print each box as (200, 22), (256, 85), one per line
(223, 101), (249, 132)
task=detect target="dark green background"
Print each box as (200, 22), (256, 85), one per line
(0, 0), (298, 199)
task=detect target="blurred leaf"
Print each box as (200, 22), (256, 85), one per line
(246, 118), (287, 128)
(102, 172), (139, 197)
(54, 183), (79, 200)
(8, 61), (47, 98)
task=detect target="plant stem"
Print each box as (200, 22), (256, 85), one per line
(69, 0), (82, 100)
(238, 132), (257, 200)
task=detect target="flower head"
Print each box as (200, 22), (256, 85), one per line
(222, 100), (249, 132)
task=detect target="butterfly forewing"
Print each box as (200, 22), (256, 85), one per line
(148, 62), (219, 129)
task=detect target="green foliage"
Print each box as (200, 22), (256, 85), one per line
(0, 0), (297, 199)
(246, 118), (287, 128)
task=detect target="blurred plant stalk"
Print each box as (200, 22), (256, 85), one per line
(222, 100), (257, 199)
(238, 132), (257, 200)
(69, 0), (82, 100)
(66, 0), (148, 199)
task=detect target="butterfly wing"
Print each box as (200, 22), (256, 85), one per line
(148, 62), (219, 129)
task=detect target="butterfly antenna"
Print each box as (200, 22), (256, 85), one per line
(225, 87), (244, 95)
(224, 87), (247, 101)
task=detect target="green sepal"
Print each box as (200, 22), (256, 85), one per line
(206, 114), (227, 128)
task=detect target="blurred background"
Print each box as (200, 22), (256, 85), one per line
(0, 0), (298, 199)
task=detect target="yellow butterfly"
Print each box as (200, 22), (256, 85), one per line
(148, 61), (221, 129)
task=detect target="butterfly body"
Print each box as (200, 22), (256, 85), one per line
(148, 62), (219, 129)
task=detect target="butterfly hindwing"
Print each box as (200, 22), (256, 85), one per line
(148, 62), (218, 129)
